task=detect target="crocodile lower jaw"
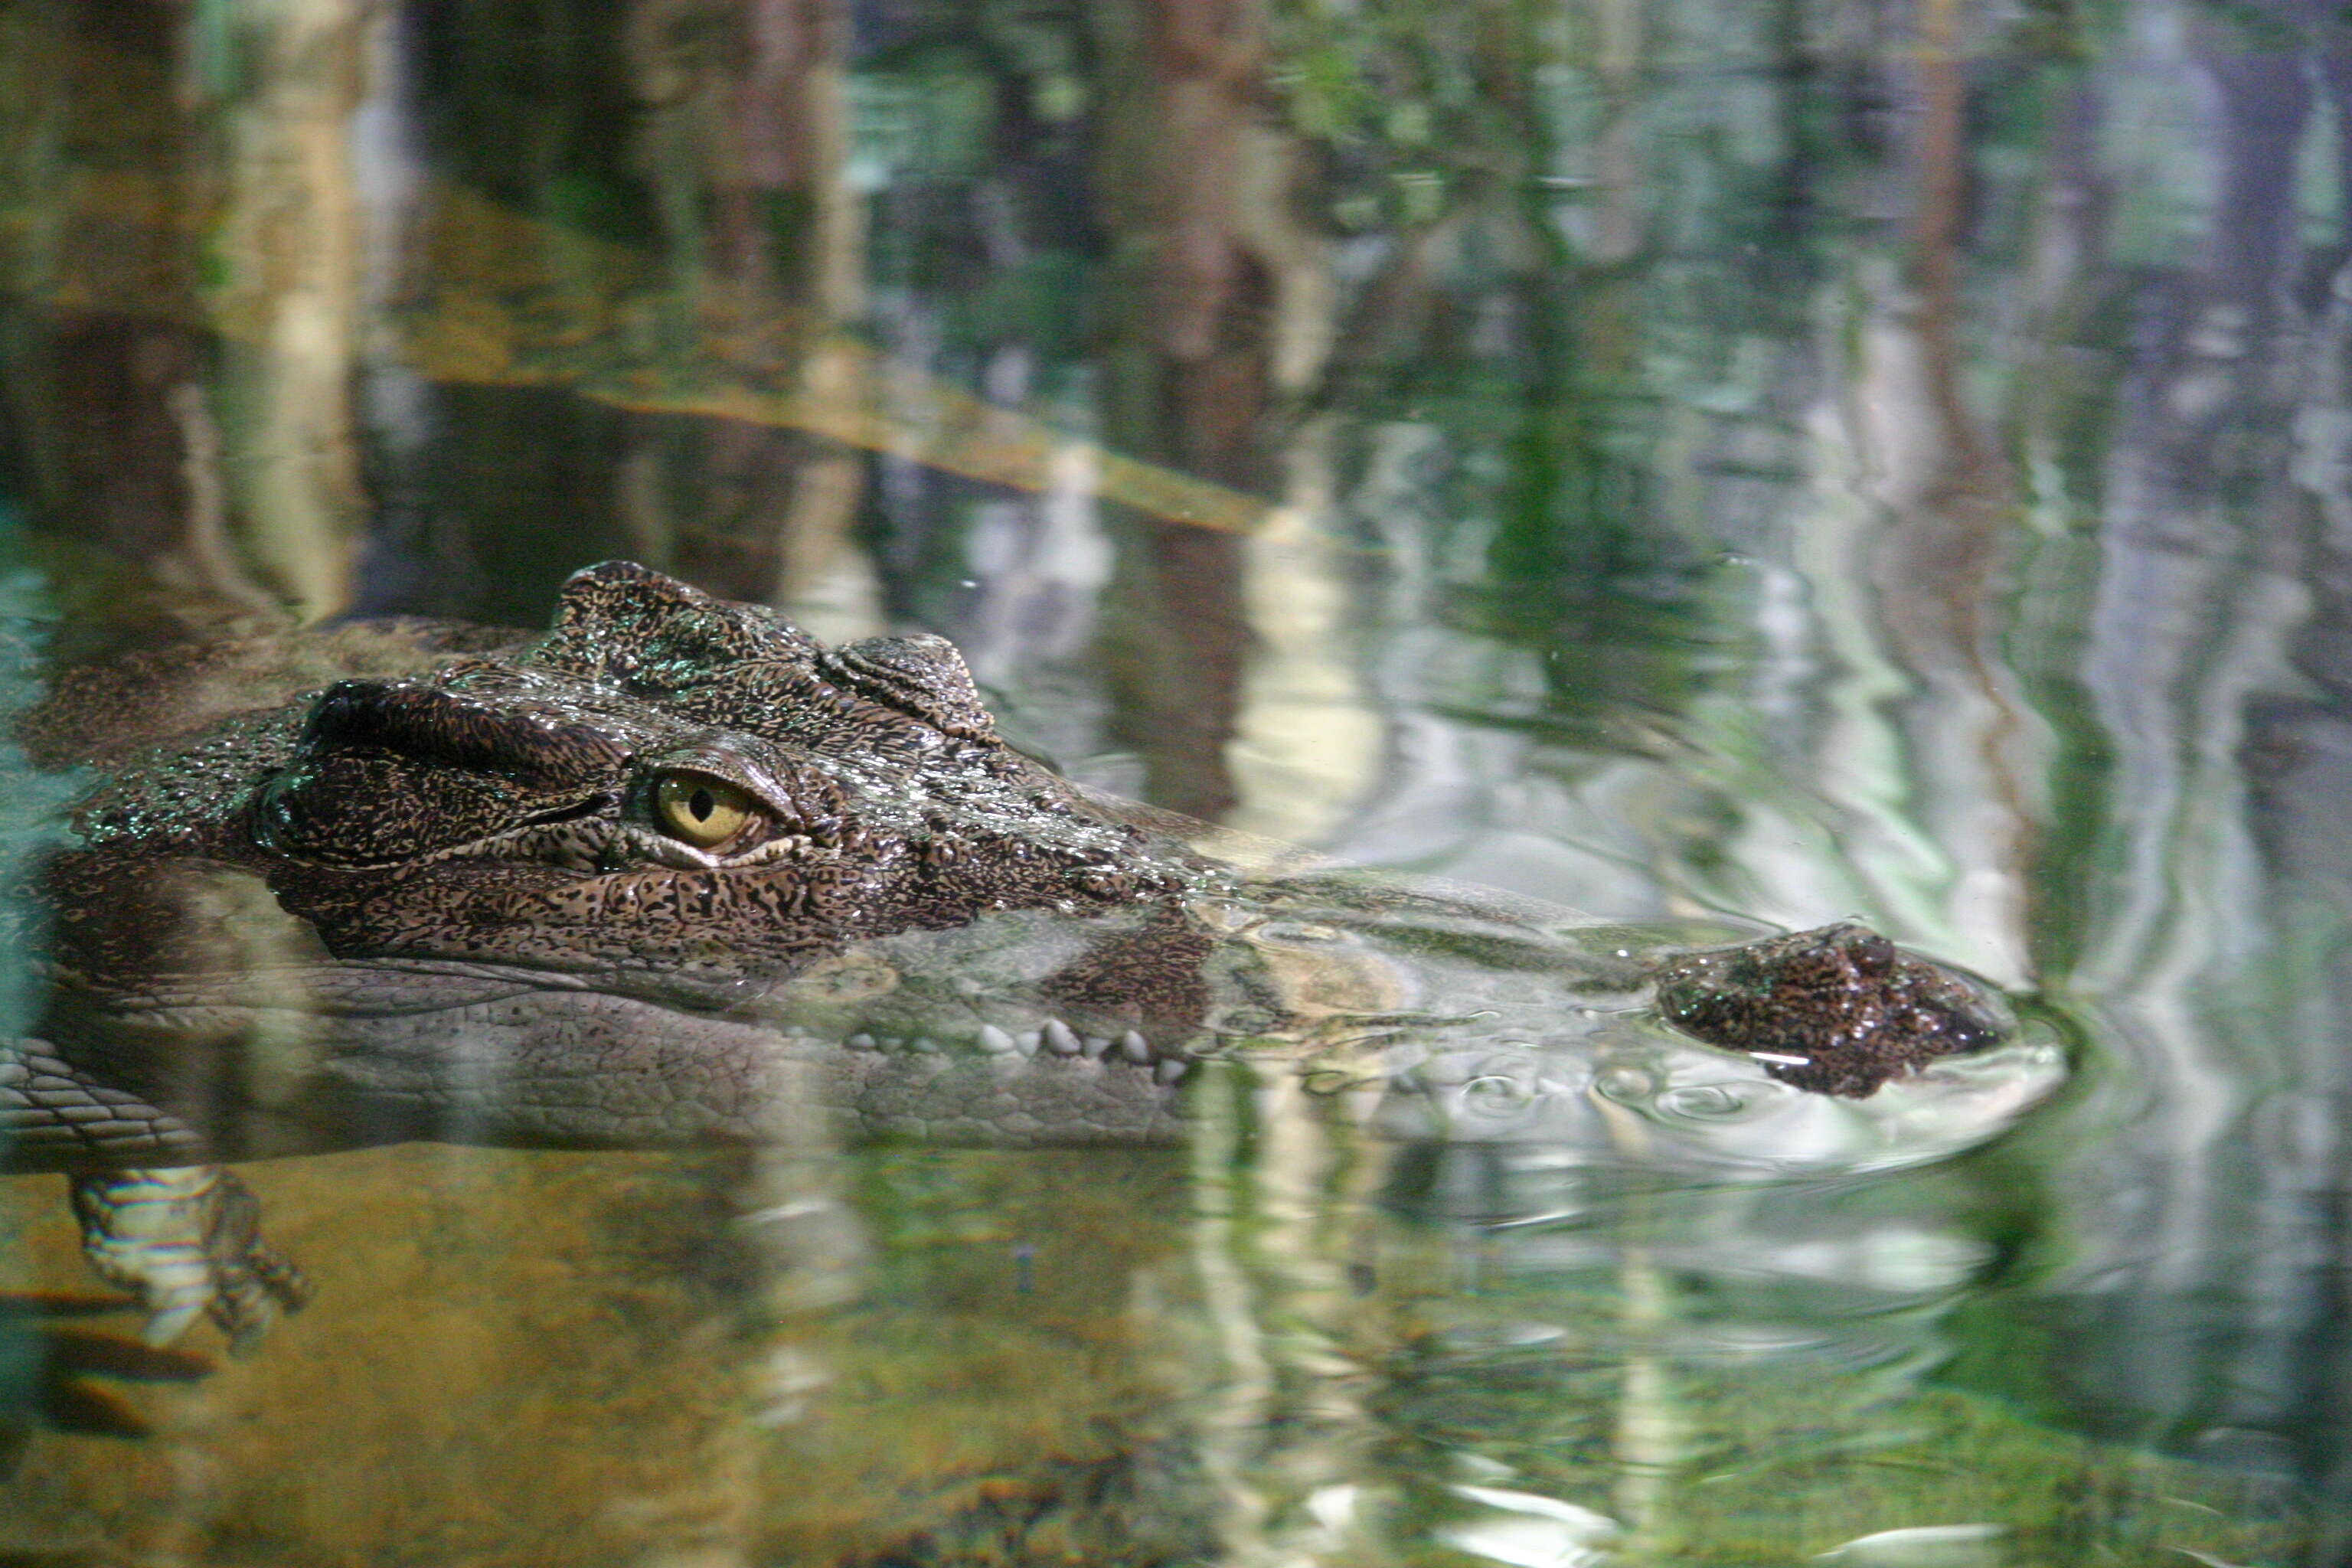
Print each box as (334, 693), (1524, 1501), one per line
(844, 1021), (1192, 1083)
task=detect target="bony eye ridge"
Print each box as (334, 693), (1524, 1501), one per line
(653, 772), (765, 851)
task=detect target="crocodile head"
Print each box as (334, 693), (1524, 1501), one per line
(70, 560), (1201, 981)
(18, 563), (2053, 1170)
(27, 563), (1255, 1154)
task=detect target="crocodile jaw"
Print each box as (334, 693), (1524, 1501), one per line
(34, 977), (1192, 1160)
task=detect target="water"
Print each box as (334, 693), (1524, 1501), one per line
(2, 0), (2350, 1561)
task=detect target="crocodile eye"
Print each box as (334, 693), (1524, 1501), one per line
(654, 773), (763, 851)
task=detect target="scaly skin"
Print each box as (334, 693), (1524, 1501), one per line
(0, 564), (2037, 1341)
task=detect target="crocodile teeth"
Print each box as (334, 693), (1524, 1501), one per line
(1081, 1035), (1111, 1060)
(976, 1025), (1018, 1055)
(1155, 1059), (1188, 1086)
(1119, 1031), (1152, 1064)
(1044, 1021), (1082, 1056)
(848, 1033), (877, 1051)
(1014, 1030), (1042, 1058)
(912, 1037), (942, 1054)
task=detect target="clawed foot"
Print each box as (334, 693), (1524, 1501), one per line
(69, 1166), (310, 1354)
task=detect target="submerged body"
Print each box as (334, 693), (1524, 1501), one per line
(0, 564), (2056, 1338)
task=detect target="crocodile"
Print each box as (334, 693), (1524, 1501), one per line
(0, 562), (2054, 1344)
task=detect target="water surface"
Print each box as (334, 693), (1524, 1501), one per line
(2, 0), (2349, 1562)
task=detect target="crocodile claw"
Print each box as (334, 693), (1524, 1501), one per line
(69, 1166), (310, 1354)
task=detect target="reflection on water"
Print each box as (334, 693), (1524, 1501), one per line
(3, 0), (2351, 1561)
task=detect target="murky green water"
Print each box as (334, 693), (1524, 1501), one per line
(3, 0), (2350, 1562)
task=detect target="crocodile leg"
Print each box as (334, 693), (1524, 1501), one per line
(7, 1037), (305, 1348)
(69, 1166), (309, 1351)
(2, 1036), (209, 1166)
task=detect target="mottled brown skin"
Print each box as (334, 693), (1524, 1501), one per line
(9, 564), (2013, 1152)
(18, 564), (2015, 1146)
(49, 561), (1207, 998)
(1651, 923), (2012, 1097)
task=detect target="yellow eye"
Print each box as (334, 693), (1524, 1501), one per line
(654, 773), (763, 851)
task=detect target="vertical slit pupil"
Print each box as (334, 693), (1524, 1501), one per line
(690, 788), (715, 822)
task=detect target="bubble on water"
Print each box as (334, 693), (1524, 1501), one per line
(1593, 1064), (1655, 1101)
(1657, 1082), (1757, 1121)
(1462, 1073), (1534, 1116)
(1253, 920), (1347, 946)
